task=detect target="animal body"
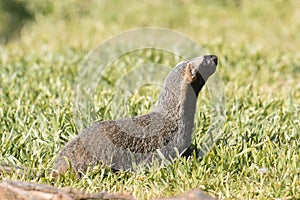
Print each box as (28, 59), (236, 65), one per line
(54, 55), (218, 174)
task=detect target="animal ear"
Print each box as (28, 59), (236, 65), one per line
(185, 62), (196, 83)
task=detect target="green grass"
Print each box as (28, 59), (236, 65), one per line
(0, 0), (299, 199)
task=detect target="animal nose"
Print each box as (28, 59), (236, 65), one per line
(203, 55), (218, 65)
(210, 55), (218, 65)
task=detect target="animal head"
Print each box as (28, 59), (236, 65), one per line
(184, 55), (218, 96)
(185, 55), (218, 82)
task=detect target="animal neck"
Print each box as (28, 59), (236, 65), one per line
(180, 83), (198, 124)
(190, 73), (206, 97)
(154, 67), (182, 117)
(154, 66), (202, 124)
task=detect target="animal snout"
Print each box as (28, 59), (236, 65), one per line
(206, 55), (218, 65)
(211, 55), (218, 65)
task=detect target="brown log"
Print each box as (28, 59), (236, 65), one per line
(0, 180), (134, 200)
(0, 180), (217, 200)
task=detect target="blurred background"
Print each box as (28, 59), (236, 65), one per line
(0, 0), (299, 52)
